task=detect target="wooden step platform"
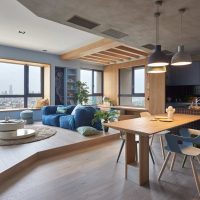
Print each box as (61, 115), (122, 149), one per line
(0, 123), (119, 181)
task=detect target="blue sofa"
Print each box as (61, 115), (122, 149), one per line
(42, 105), (101, 131)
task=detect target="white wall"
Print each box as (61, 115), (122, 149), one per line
(0, 45), (103, 104)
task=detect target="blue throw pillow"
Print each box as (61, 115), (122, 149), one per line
(77, 126), (102, 136)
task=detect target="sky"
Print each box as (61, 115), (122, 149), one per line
(0, 62), (41, 95)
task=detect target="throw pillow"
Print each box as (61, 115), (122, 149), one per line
(77, 126), (102, 136)
(71, 104), (83, 115)
(34, 98), (49, 108)
(56, 106), (69, 114)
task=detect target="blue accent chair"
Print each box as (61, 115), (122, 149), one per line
(158, 132), (200, 196)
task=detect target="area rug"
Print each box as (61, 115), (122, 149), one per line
(0, 126), (57, 146)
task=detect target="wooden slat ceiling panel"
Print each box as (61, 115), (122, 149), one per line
(61, 38), (148, 65)
(116, 45), (148, 57)
(108, 48), (140, 58)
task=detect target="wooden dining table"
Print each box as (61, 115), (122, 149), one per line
(105, 113), (200, 186)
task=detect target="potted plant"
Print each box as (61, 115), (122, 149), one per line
(75, 81), (89, 105)
(92, 110), (119, 132)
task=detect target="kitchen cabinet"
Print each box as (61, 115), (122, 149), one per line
(167, 62), (200, 86)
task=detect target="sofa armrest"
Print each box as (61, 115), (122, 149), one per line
(42, 106), (58, 115)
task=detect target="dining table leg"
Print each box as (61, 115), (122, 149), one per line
(125, 132), (149, 186)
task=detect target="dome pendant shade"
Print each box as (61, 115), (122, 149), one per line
(171, 45), (192, 66)
(147, 66), (166, 73)
(147, 45), (169, 67)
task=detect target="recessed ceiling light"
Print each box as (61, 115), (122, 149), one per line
(18, 30), (26, 34)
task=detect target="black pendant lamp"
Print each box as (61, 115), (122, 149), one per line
(147, 0), (168, 67)
(171, 8), (192, 66)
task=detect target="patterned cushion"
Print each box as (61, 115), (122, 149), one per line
(56, 105), (75, 114)
(77, 126), (101, 136)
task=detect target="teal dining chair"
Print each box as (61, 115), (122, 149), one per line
(158, 133), (200, 197)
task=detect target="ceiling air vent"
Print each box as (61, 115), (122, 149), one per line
(67, 15), (100, 29)
(141, 44), (155, 50)
(102, 29), (128, 39)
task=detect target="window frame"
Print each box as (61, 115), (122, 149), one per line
(80, 68), (103, 97)
(119, 65), (145, 105)
(0, 63), (44, 108)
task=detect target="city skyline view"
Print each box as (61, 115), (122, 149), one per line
(0, 62), (41, 95)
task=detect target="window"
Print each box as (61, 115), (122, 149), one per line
(119, 66), (145, 107)
(80, 69), (103, 105)
(0, 62), (44, 109)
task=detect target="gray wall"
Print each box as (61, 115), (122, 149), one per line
(0, 45), (103, 104)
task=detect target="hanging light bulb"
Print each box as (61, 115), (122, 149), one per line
(147, 0), (168, 68)
(171, 8), (192, 66)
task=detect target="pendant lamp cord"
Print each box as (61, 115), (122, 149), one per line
(179, 8), (186, 46)
(155, 1), (161, 45)
(180, 10), (183, 45)
(156, 13), (159, 45)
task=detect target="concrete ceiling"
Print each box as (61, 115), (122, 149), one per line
(17, 0), (200, 55)
(0, 0), (102, 54)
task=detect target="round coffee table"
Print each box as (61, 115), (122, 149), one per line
(0, 119), (25, 132)
(0, 129), (36, 140)
(0, 119), (35, 140)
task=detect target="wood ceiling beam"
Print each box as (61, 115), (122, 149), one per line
(82, 57), (110, 65)
(116, 45), (148, 57)
(110, 48), (140, 58)
(80, 58), (107, 65)
(85, 54), (114, 62)
(61, 38), (121, 60)
(100, 51), (131, 60)
(94, 53), (123, 61)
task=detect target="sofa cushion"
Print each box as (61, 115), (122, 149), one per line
(56, 105), (75, 114)
(71, 104), (83, 115)
(42, 106), (58, 115)
(77, 126), (101, 136)
(59, 115), (75, 130)
(74, 107), (94, 128)
(42, 114), (64, 127)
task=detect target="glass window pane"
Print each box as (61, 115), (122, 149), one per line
(28, 97), (42, 108)
(94, 71), (102, 94)
(119, 96), (145, 107)
(29, 66), (41, 94)
(134, 68), (145, 94)
(120, 68), (132, 95)
(80, 70), (92, 94)
(0, 63), (24, 95)
(0, 97), (24, 109)
(86, 96), (103, 105)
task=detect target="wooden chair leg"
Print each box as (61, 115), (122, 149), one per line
(135, 142), (138, 162)
(190, 156), (200, 197)
(150, 134), (154, 146)
(158, 152), (171, 181)
(160, 135), (165, 160)
(170, 153), (176, 171)
(182, 155), (187, 168)
(117, 140), (125, 163)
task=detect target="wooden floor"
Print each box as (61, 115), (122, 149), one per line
(0, 123), (119, 180)
(0, 137), (199, 200)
